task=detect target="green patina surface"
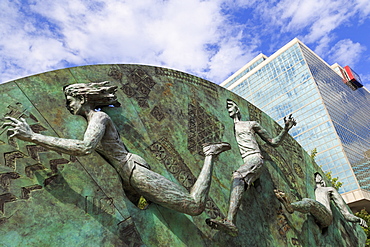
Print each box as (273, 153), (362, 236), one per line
(0, 64), (366, 246)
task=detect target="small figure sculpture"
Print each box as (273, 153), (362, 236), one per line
(2, 82), (231, 216)
(275, 173), (368, 228)
(206, 99), (296, 236)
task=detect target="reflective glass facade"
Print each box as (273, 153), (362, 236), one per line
(222, 55), (266, 89)
(223, 39), (370, 194)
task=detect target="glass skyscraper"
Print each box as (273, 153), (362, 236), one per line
(221, 38), (370, 211)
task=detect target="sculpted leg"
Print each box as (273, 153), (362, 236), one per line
(206, 156), (263, 236)
(275, 191), (333, 228)
(130, 142), (230, 216)
(226, 154), (264, 222)
(205, 172), (244, 237)
(131, 167), (200, 215)
(190, 142), (231, 212)
(227, 175), (245, 223)
(296, 198), (333, 228)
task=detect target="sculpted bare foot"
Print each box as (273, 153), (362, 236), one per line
(203, 142), (231, 156)
(274, 189), (294, 214)
(206, 218), (239, 237)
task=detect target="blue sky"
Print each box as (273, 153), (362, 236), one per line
(1, 0), (369, 90)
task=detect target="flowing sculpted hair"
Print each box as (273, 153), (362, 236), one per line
(64, 81), (120, 108)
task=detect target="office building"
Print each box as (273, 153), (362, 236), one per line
(221, 38), (370, 211)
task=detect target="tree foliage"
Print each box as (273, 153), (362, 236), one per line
(355, 209), (370, 246)
(323, 170), (343, 190)
(310, 148), (318, 161)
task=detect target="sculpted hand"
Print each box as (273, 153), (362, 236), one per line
(359, 218), (368, 228)
(343, 213), (368, 227)
(2, 117), (34, 141)
(283, 114), (297, 131)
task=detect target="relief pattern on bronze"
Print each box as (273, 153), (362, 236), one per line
(0, 103), (76, 217)
(148, 138), (224, 219)
(188, 102), (225, 156)
(119, 68), (156, 108)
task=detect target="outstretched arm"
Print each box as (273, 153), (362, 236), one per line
(329, 188), (368, 228)
(2, 113), (108, 156)
(253, 114), (296, 147)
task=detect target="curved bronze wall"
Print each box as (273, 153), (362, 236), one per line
(0, 64), (365, 246)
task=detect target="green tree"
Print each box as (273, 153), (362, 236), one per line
(310, 148), (318, 161)
(323, 170), (343, 190)
(355, 209), (370, 246)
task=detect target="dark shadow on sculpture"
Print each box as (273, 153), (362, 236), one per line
(33, 171), (143, 246)
(151, 204), (210, 246)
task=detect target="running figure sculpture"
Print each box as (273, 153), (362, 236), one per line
(206, 99), (296, 236)
(2, 82), (231, 216)
(275, 173), (367, 228)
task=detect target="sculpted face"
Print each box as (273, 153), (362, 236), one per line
(227, 101), (239, 118)
(66, 95), (84, 115)
(315, 173), (326, 187)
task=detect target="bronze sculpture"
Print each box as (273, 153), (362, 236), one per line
(275, 173), (368, 228)
(2, 81), (231, 216)
(207, 99), (296, 236)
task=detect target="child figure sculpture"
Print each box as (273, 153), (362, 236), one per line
(275, 173), (367, 228)
(207, 99), (296, 236)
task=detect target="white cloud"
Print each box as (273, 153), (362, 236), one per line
(206, 32), (260, 83)
(359, 73), (370, 91)
(356, 0), (370, 19)
(285, 0), (351, 44)
(312, 35), (334, 57)
(250, 0), (367, 47)
(1, 0), (370, 85)
(328, 39), (366, 66)
(0, 0), (260, 84)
